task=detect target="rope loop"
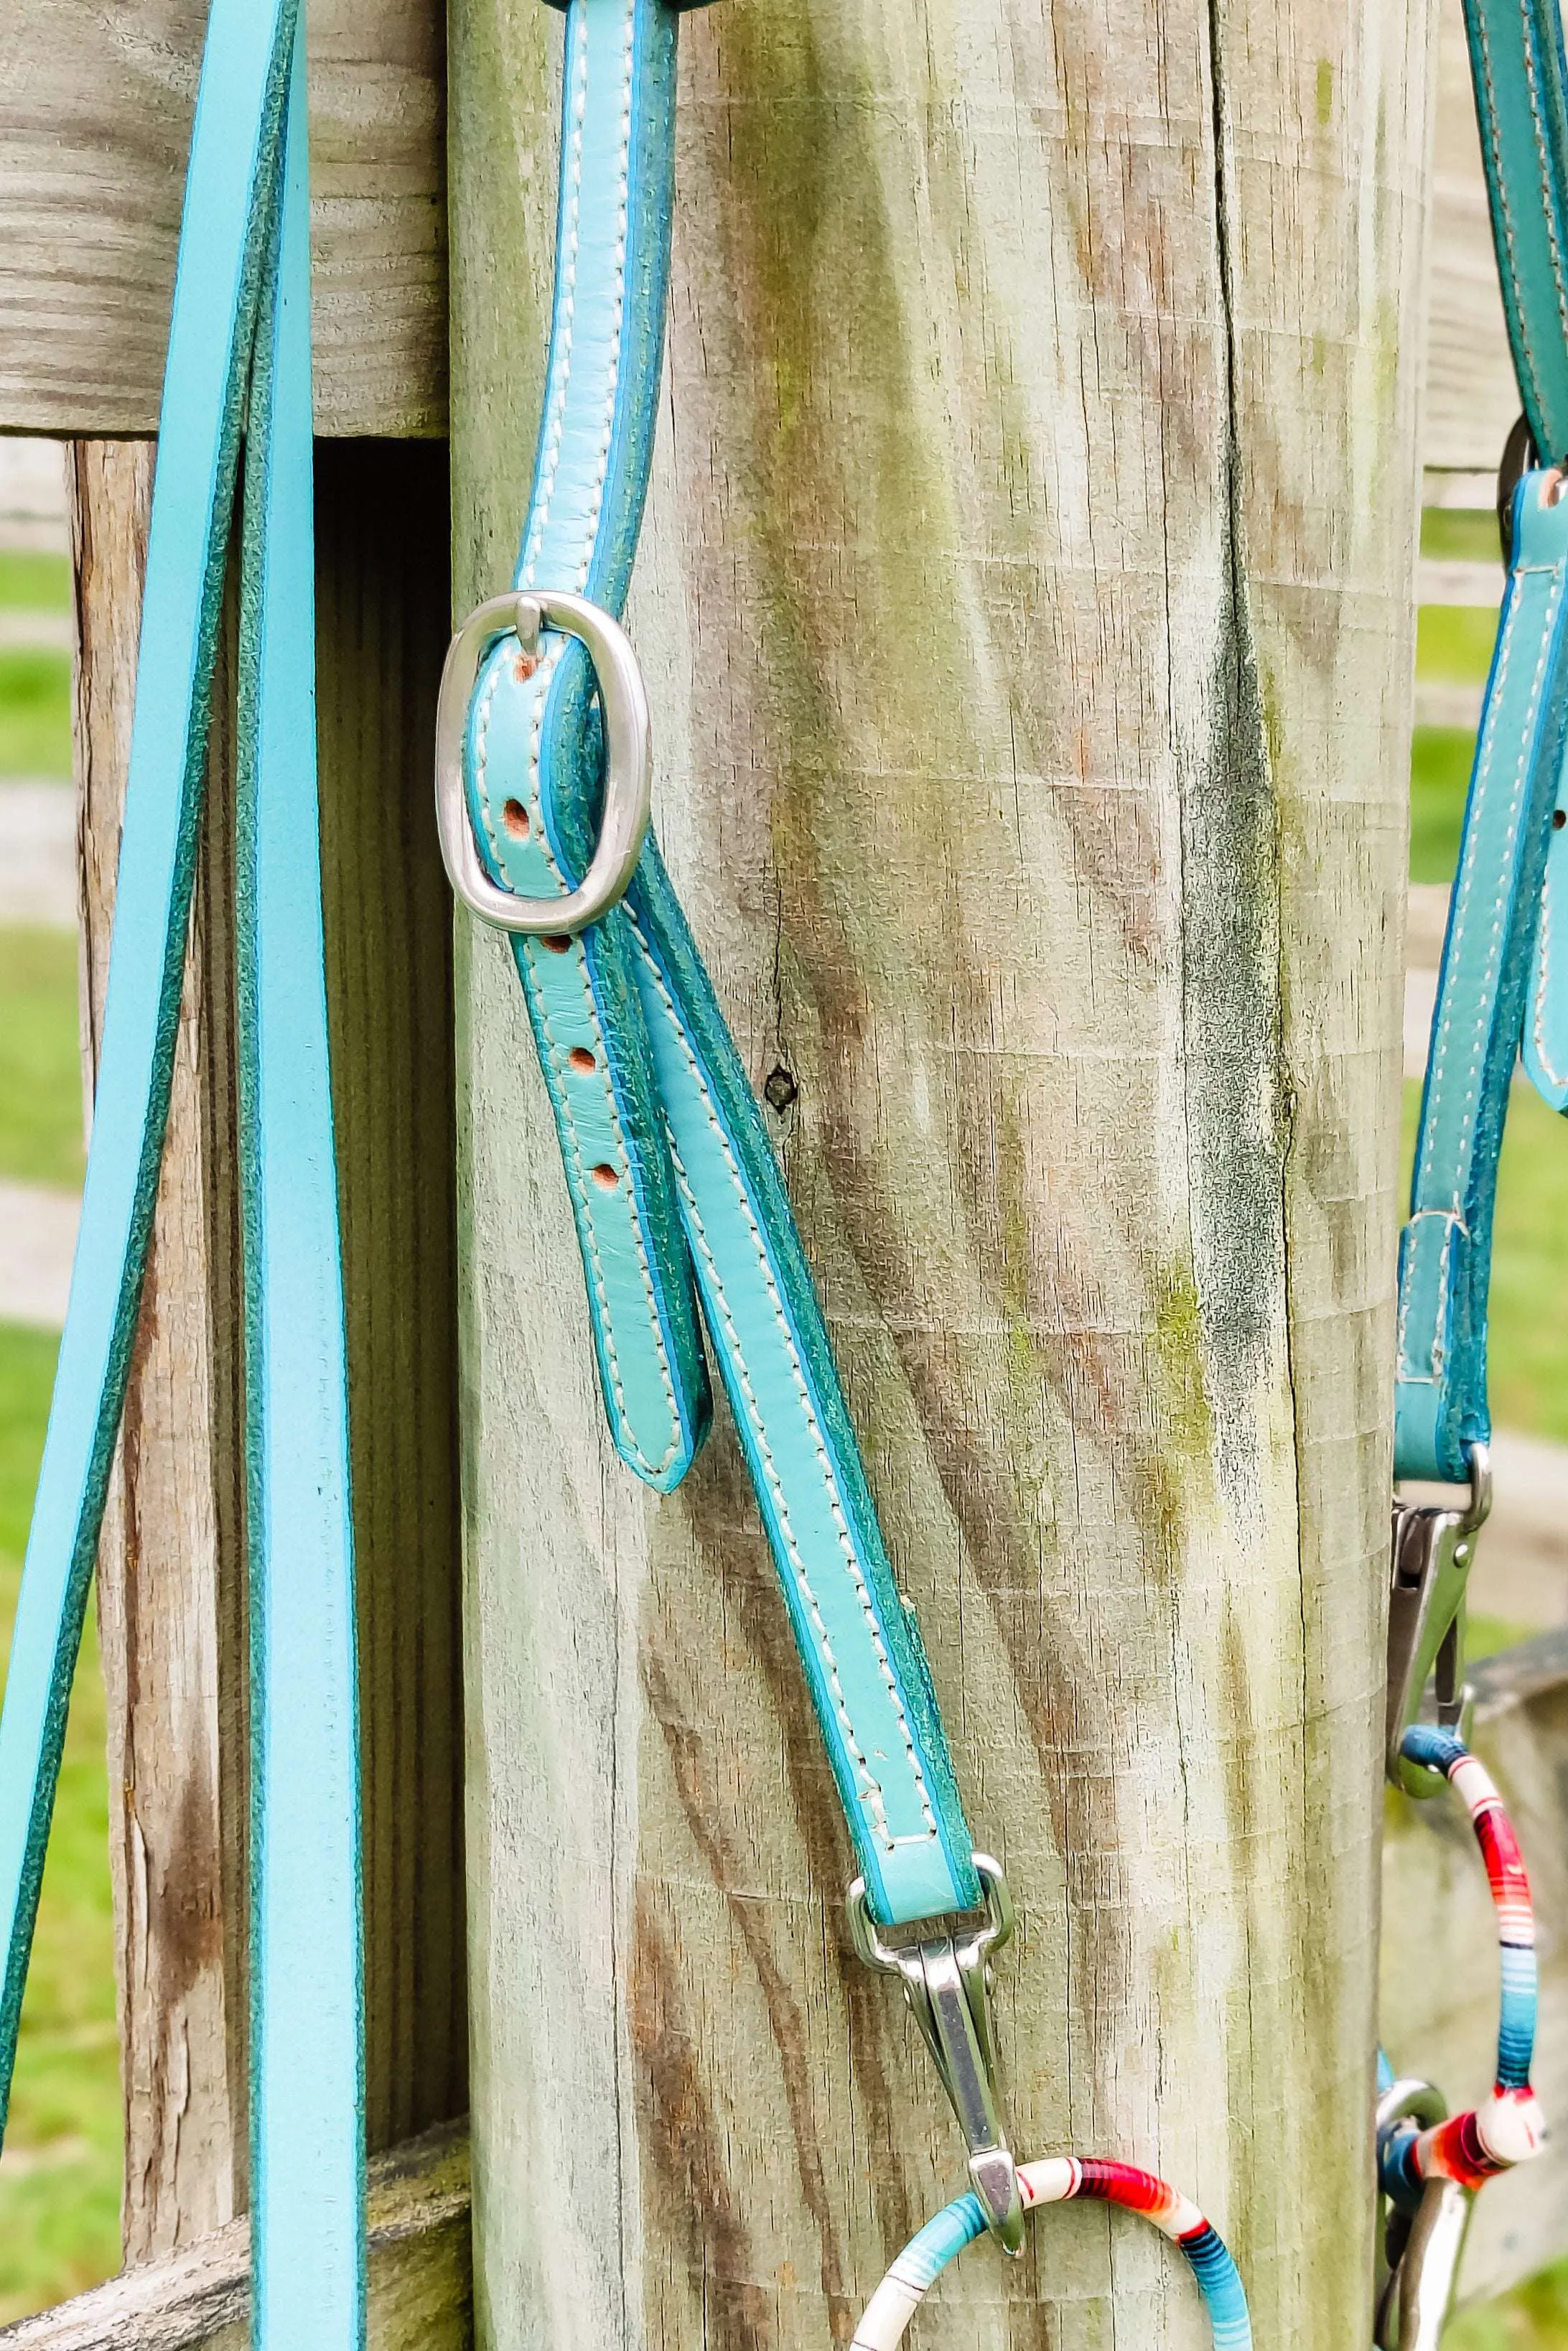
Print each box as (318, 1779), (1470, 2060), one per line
(1382, 1726), (1545, 2209)
(850, 2156), (1251, 2351)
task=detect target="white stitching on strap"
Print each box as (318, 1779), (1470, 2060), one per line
(521, 10), (591, 587)
(1396, 1207), (1470, 1386)
(1425, 569), (1559, 1201)
(577, 5), (633, 591)
(521, 1), (635, 594)
(1404, 562), (1562, 1412)
(1475, 6), (1548, 427)
(630, 911), (941, 1855)
(1518, 0), (1568, 361)
(1530, 853), (1568, 1087)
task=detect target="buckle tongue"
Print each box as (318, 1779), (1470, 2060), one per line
(1386, 1444), (1490, 1795)
(846, 1856), (1025, 2254)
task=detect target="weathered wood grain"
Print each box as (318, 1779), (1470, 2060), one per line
(0, 2121), (472, 2350)
(4, 0), (1498, 469)
(70, 437), (467, 2254)
(0, 1), (445, 437)
(1383, 1635), (1568, 2309)
(72, 439), (248, 2257)
(450, 4), (1426, 2345)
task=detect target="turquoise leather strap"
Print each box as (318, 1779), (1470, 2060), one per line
(472, 0), (710, 1496)
(0, 4), (363, 2339)
(1401, 3), (1568, 1471)
(1523, 707), (1568, 1105)
(1463, 0), (1568, 462)
(239, 34), (365, 2345)
(1395, 472), (1568, 1483)
(460, 0), (981, 1929)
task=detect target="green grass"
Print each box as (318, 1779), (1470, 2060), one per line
(4, 504), (1568, 2332)
(0, 1325), (119, 2321)
(0, 931), (83, 1190)
(0, 654), (70, 779)
(1486, 1081), (1568, 1442)
(0, 633), (119, 2314)
(1411, 727), (1475, 883)
(1422, 508), (1503, 565)
(1449, 2263), (1568, 2351)
(1467, 1611), (1549, 1662)
(1409, 586), (1498, 885)
(1417, 603), (1502, 684)
(0, 554), (69, 614)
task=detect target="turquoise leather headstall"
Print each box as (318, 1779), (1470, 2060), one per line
(437, 0), (1026, 2250)
(0, 6), (365, 2342)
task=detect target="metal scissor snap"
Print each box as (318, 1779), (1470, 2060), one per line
(846, 1856), (1025, 2255)
(434, 589), (653, 936)
(1375, 2077), (1472, 2351)
(1386, 1442), (1490, 1796)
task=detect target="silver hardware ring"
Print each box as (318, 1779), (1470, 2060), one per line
(845, 1855), (1014, 1974)
(434, 589), (653, 936)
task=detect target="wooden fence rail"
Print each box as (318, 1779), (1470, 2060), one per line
(0, 2124), (471, 2349)
(0, 0), (446, 437)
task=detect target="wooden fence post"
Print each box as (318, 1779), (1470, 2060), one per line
(449, 4), (1430, 2346)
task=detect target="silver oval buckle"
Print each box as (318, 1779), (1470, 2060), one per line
(434, 589), (653, 936)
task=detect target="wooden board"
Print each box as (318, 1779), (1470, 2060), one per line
(0, 2122), (471, 2350)
(70, 434), (467, 2255)
(0, 0), (1510, 470)
(72, 439), (249, 2251)
(449, 1), (1428, 2342)
(0, 1), (445, 438)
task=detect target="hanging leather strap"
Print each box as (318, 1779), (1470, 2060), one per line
(1397, 0), (1568, 1483)
(0, 4), (364, 2340)
(449, 0), (981, 1936)
(238, 33), (365, 2346)
(1459, 0), (1568, 1119)
(1395, 471), (1568, 1484)
(1462, 0), (1568, 466)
